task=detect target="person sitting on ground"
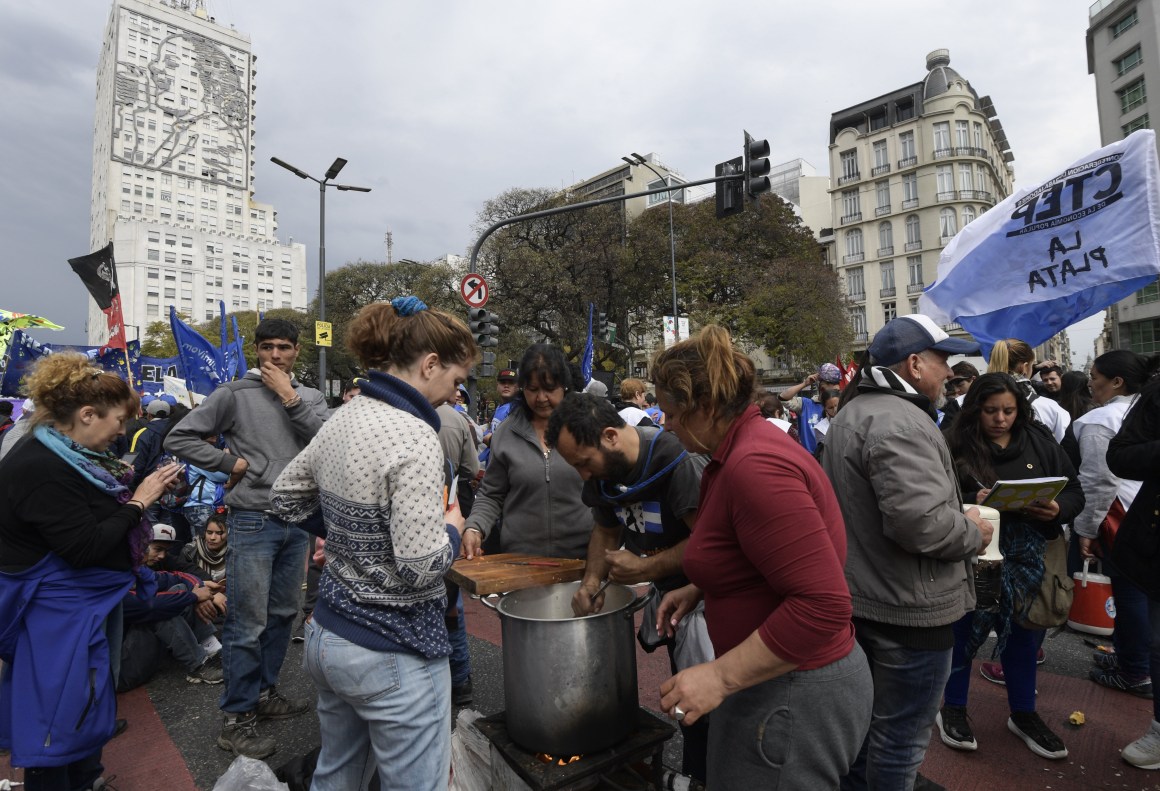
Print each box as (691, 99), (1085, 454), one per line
(183, 437), (229, 538)
(179, 508), (229, 582)
(613, 378), (655, 427)
(120, 523), (226, 691)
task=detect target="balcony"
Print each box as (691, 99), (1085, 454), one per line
(854, 331), (869, 342)
(877, 246), (894, 257)
(881, 286), (897, 297)
(907, 282), (925, 294)
(940, 234), (956, 246)
(933, 148), (955, 159)
(837, 171), (861, 186)
(897, 156), (918, 169)
(871, 163), (891, 176)
(904, 240), (922, 252)
(843, 253), (865, 264)
(937, 191), (957, 202)
(902, 198), (919, 210)
(955, 146), (991, 162)
(944, 322), (963, 331)
(875, 205), (891, 217)
(841, 212), (863, 225)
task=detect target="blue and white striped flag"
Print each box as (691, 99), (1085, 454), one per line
(920, 130), (1160, 357)
(581, 303), (594, 388)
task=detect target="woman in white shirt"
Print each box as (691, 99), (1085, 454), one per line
(1073, 350), (1160, 699)
(987, 339), (1072, 443)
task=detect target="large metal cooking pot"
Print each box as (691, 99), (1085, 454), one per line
(482, 580), (652, 755)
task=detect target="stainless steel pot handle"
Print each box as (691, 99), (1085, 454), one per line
(480, 594), (500, 611)
(624, 585), (655, 618)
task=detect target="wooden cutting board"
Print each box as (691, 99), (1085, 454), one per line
(447, 553), (586, 595)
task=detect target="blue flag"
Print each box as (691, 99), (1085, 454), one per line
(921, 130), (1160, 357)
(581, 303), (594, 388)
(797, 397), (823, 454)
(169, 306), (225, 396)
(227, 314), (245, 380)
(0, 333), (143, 396)
(139, 355), (182, 393)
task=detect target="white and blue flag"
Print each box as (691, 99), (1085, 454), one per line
(920, 130), (1160, 356)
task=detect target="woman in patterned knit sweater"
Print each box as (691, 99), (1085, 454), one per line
(272, 297), (478, 791)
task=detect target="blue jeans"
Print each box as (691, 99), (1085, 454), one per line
(220, 510), (308, 713)
(449, 592), (470, 685)
(303, 620), (451, 791)
(1099, 539), (1153, 678)
(945, 612), (1037, 712)
(841, 621), (952, 791)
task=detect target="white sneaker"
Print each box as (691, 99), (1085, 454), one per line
(1123, 720), (1160, 770)
(200, 635), (222, 657)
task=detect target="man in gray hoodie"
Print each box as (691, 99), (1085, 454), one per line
(165, 318), (328, 759)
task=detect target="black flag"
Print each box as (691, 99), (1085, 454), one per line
(68, 242), (118, 310)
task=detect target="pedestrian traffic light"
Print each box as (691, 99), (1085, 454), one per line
(469, 308), (499, 347)
(597, 312), (609, 341)
(480, 351), (497, 378)
(715, 156), (744, 219)
(743, 130), (772, 201)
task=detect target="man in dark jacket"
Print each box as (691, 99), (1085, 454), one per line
(547, 392), (709, 783)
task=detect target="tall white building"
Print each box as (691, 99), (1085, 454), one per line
(87, 0), (307, 344)
(1087, 0), (1160, 354)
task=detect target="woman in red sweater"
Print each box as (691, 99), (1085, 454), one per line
(654, 326), (871, 790)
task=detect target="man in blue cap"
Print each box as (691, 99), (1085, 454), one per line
(821, 315), (993, 790)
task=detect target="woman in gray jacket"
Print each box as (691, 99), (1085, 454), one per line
(462, 344), (589, 559)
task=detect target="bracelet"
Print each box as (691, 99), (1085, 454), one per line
(464, 526), (484, 536)
(127, 499), (146, 512)
(281, 394), (302, 408)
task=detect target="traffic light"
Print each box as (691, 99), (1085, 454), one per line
(743, 130), (772, 201)
(480, 351), (497, 378)
(468, 308), (499, 347)
(597, 312), (609, 341)
(715, 156), (743, 219)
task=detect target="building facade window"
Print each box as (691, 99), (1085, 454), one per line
(881, 260), (896, 295)
(1123, 113), (1150, 136)
(1112, 8), (1139, 39)
(883, 301), (897, 323)
(908, 255), (924, 286)
(932, 122), (951, 153)
(872, 140), (889, 174)
(850, 306), (868, 340)
(974, 122), (984, 149)
(840, 150), (859, 181)
(955, 120), (970, 148)
(1130, 319), (1160, 354)
(1119, 78), (1147, 114)
(1116, 46), (1143, 77)
(958, 163), (974, 192)
(847, 267), (865, 299)
(906, 215), (921, 247)
(842, 189), (861, 222)
(876, 179), (891, 212)
(939, 208), (958, 241)
(962, 205), (977, 226)
(878, 221), (893, 254)
(899, 131), (916, 165)
(1138, 282), (1160, 304)
(844, 229), (864, 261)
(902, 173), (919, 207)
(936, 165), (955, 198)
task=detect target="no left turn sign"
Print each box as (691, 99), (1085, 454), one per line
(459, 273), (490, 308)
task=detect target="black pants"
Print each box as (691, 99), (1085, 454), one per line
(23, 749), (103, 791)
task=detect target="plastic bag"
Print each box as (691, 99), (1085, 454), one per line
(212, 756), (289, 791)
(673, 601), (715, 671)
(450, 709), (491, 791)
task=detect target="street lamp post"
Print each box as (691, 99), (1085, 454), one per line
(270, 156), (371, 394)
(623, 153), (680, 325)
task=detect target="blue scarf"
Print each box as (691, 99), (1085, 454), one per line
(358, 370), (441, 432)
(35, 424), (153, 567)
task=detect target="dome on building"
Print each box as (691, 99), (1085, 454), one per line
(923, 48), (968, 101)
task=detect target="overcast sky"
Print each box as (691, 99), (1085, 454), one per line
(1, 0), (1110, 365)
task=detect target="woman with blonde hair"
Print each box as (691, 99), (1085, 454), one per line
(652, 325), (871, 789)
(0, 354), (183, 791)
(987, 338), (1072, 442)
(272, 297), (477, 791)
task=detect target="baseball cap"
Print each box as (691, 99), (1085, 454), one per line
(868, 315), (980, 367)
(497, 369), (517, 381)
(151, 524), (178, 543)
(584, 379), (608, 398)
(146, 400), (171, 417)
(158, 394), (178, 406)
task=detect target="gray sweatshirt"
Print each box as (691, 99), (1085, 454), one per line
(164, 370), (328, 512)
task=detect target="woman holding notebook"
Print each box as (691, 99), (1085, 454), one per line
(935, 373), (1084, 761)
